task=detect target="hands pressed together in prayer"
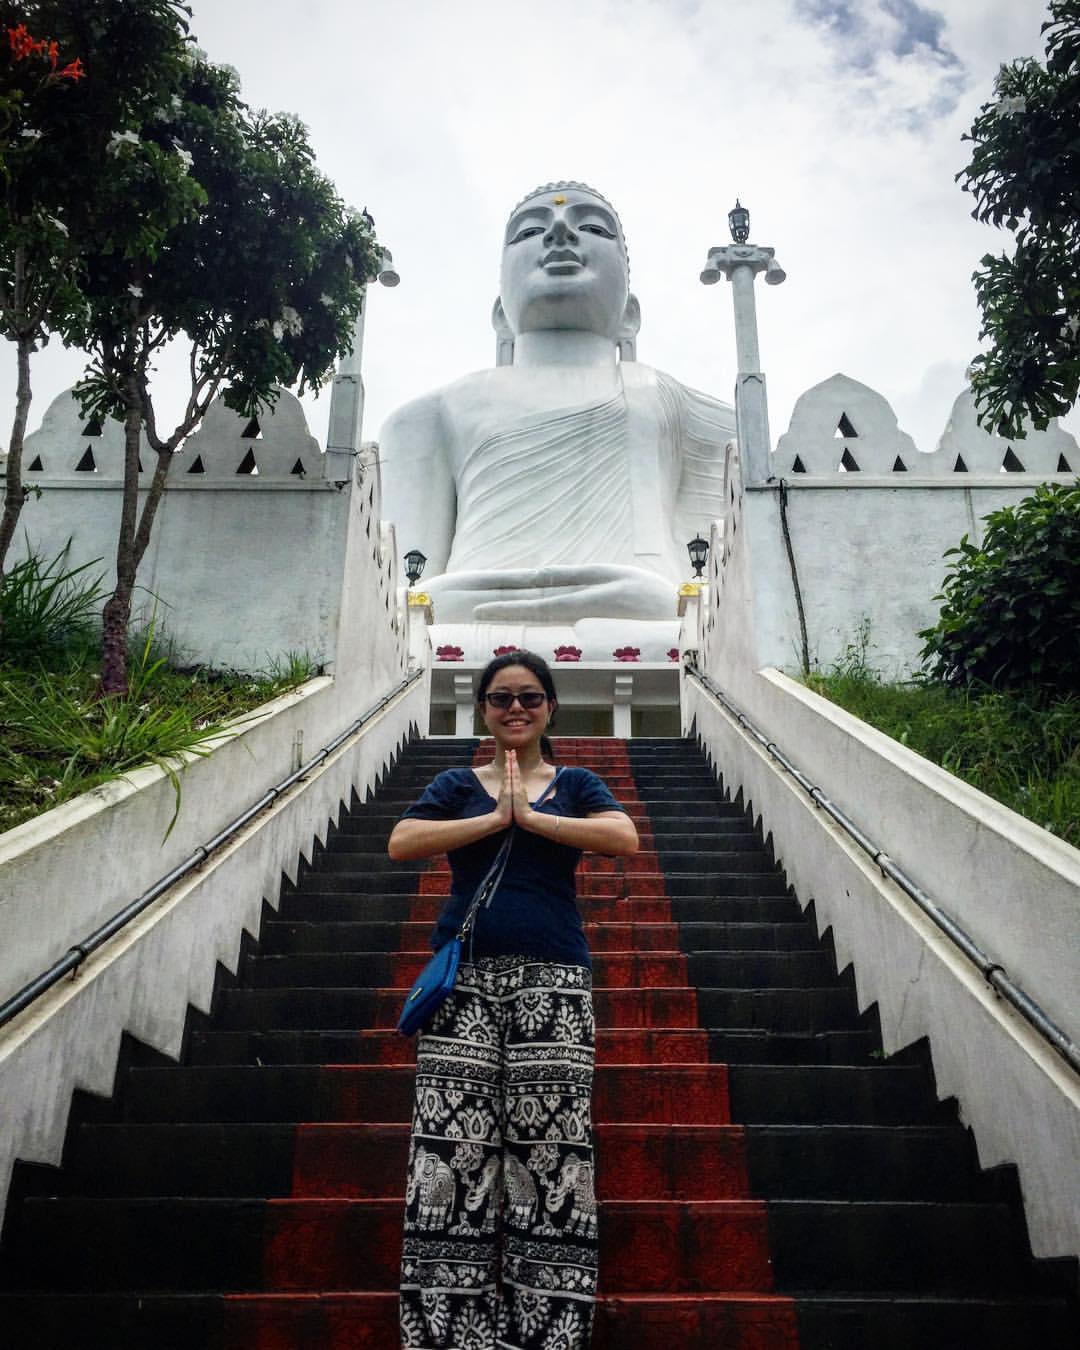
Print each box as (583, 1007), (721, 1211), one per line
(490, 749), (551, 834)
(387, 751), (637, 861)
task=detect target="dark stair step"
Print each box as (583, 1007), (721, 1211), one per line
(1, 1290), (1074, 1350)
(254, 918), (819, 954)
(115, 1063), (942, 1126)
(767, 1198), (1064, 1296)
(320, 827), (762, 854)
(211, 983), (867, 1033)
(186, 1025), (880, 1067)
(237, 949), (835, 990)
(50, 1120), (1000, 1204)
(5, 1195), (1053, 1298)
(275, 891), (804, 923)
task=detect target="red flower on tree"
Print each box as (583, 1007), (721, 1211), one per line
(7, 23), (83, 80)
(8, 24), (46, 60)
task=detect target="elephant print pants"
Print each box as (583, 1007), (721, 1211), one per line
(400, 956), (598, 1350)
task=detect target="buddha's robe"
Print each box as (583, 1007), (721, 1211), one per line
(381, 363), (734, 625)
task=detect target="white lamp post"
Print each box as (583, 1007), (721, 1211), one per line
(325, 247), (399, 485)
(700, 203), (785, 483)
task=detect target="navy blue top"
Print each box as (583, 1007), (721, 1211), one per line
(400, 766), (626, 968)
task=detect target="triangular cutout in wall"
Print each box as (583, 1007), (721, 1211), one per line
(75, 446), (96, 472)
(892, 456), (907, 471)
(792, 455), (806, 473)
(835, 412), (858, 438)
(953, 455), (968, 473)
(27, 455), (43, 472)
(1002, 447), (1025, 472)
(236, 448), (258, 474)
(241, 417), (261, 439)
(1058, 453), (1072, 472)
(81, 417), (103, 437)
(840, 448), (860, 471)
(290, 458), (306, 477)
(188, 455), (205, 474)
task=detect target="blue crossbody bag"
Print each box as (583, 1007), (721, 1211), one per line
(397, 769), (563, 1037)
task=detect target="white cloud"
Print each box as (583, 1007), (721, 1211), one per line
(4, 0), (1076, 456)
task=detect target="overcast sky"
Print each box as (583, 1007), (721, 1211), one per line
(8, 0), (1076, 457)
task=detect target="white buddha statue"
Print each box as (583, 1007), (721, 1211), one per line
(380, 181), (734, 659)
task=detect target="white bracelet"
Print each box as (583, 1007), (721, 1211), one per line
(554, 815), (562, 839)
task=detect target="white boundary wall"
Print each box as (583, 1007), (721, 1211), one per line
(0, 670), (428, 1228)
(0, 387), (430, 1225)
(683, 672), (1080, 1260)
(683, 374), (1080, 1258)
(2, 388), (404, 672)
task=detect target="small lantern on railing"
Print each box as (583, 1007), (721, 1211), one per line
(687, 535), (709, 579)
(403, 548), (427, 586)
(728, 199), (750, 244)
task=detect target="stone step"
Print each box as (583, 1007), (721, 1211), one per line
(212, 984), (866, 1033)
(238, 949), (837, 990)
(4, 1195), (1051, 1297)
(2, 1290), (1074, 1350)
(276, 891), (804, 924)
(46, 1120), (996, 1204)
(114, 1063), (941, 1127)
(292, 864), (783, 896)
(255, 918), (819, 954)
(186, 1026), (880, 1067)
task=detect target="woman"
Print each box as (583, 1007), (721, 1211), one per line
(389, 650), (638, 1350)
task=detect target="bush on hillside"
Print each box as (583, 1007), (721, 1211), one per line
(919, 481), (1080, 696)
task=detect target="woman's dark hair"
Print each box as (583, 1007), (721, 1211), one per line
(477, 650), (558, 761)
(476, 649), (558, 705)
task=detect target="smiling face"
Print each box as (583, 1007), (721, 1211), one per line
(479, 663), (554, 750)
(499, 187), (629, 340)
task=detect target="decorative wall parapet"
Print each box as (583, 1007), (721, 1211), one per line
(17, 387), (334, 486)
(4, 386), (409, 675)
(774, 373), (1077, 479)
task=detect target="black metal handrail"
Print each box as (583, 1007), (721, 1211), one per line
(685, 662), (1080, 1077)
(0, 668), (425, 1031)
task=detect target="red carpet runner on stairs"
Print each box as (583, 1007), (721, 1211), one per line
(223, 737), (801, 1348)
(3, 736), (1075, 1348)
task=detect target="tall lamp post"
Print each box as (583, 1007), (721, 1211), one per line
(700, 201), (785, 483)
(325, 246), (399, 485)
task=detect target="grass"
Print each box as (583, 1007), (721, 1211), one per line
(0, 550), (321, 836)
(805, 640), (1080, 847)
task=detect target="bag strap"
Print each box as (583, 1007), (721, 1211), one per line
(457, 767), (563, 940)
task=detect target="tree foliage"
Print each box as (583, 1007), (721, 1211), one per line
(919, 482), (1080, 697)
(958, 1), (1080, 437)
(0, 0), (196, 576)
(0, 2), (384, 692)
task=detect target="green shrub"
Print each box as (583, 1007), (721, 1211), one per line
(0, 545), (105, 663)
(919, 482), (1080, 697)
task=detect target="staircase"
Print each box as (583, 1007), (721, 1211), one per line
(2, 736), (1076, 1349)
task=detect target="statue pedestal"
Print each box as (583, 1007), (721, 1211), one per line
(427, 621), (682, 738)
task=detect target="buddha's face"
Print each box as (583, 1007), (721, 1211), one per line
(499, 188), (629, 340)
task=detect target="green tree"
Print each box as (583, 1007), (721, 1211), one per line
(919, 482), (1080, 697)
(68, 55), (381, 693)
(958, 1), (1080, 437)
(0, 0), (195, 578)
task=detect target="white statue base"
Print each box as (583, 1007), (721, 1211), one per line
(428, 618), (680, 666)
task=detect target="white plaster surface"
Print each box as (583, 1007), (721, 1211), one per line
(709, 391), (1077, 678)
(683, 671), (1080, 1261)
(775, 373), (1077, 478)
(0, 380), (424, 1224)
(686, 381), (1080, 1259)
(0, 671), (428, 1228)
(5, 387), (386, 672)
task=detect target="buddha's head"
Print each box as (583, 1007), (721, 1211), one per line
(496, 182), (635, 343)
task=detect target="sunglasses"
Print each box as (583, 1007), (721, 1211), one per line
(481, 690), (548, 710)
